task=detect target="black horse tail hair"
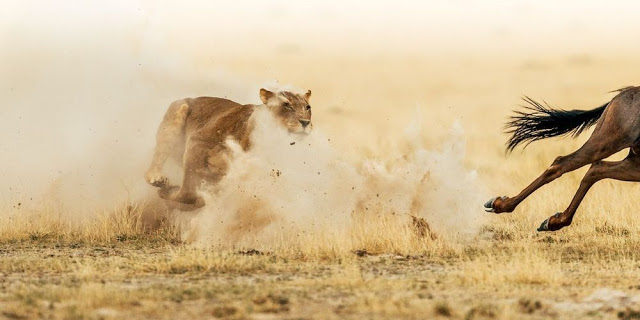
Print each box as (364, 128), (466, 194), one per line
(505, 97), (608, 152)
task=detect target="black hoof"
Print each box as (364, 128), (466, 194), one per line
(537, 218), (550, 232)
(484, 198), (496, 212)
(537, 213), (563, 232)
(484, 196), (507, 213)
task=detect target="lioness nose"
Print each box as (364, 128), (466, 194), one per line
(300, 119), (311, 128)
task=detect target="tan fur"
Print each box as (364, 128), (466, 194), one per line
(145, 88), (313, 211)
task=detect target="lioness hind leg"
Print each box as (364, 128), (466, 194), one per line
(158, 184), (205, 211)
(161, 142), (227, 211)
(145, 100), (190, 188)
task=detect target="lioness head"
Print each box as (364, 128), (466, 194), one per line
(259, 88), (313, 134)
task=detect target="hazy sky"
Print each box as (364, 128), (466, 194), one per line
(2, 0), (639, 203)
(3, 0), (640, 57)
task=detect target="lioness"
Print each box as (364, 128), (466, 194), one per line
(145, 88), (313, 211)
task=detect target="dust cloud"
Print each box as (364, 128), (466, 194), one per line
(1, 0), (495, 247)
(11, 0), (615, 247)
(187, 105), (486, 250)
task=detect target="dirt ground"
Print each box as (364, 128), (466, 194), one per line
(2, 232), (640, 320)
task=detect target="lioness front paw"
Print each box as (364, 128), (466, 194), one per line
(145, 171), (169, 188)
(157, 185), (179, 200)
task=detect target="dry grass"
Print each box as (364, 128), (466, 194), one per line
(3, 184), (640, 319)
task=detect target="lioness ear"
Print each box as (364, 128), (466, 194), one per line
(259, 88), (275, 104)
(304, 90), (312, 102)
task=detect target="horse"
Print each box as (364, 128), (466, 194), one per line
(484, 86), (640, 232)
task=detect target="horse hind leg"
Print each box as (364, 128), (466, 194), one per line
(487, 90), (640, 215)
(539, 148), (640, 231)
(485, 127), (630, 215)
(145, 100), (189, 188)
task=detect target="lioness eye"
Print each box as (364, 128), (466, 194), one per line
(306, 105), (311, 111)
(283, 102), (292, 110)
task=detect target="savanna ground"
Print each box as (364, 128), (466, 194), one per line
(4, 4), (640, 319)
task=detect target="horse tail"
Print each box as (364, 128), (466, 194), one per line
(505, 97), (608, 152)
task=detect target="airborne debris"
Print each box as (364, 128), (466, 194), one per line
(290, 142), (295, 145)
(190, 107), (484, 249)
